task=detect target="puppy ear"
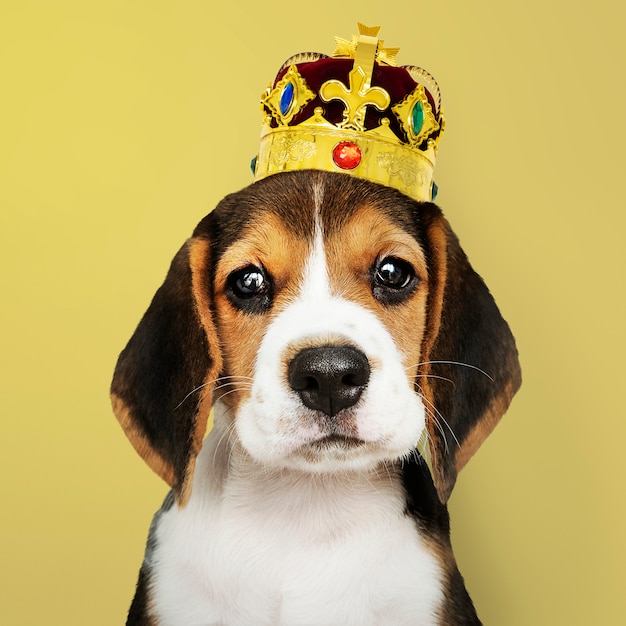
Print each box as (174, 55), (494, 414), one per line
(418, 205), (521, 503)
(110, 237), (221, 505)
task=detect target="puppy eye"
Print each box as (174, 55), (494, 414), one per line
(372, 256), (418, 304)
(376, 258), (413, 289)
(226, 265), (272, 313)
(234, 269), (265, 297)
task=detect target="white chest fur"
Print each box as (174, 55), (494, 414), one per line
(148, 434), (443, 626)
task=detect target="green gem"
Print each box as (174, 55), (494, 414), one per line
(412, 101), (424, 135)
(431, 181), (439, 200)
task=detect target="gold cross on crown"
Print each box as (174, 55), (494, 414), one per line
(320, 23), (398, 131)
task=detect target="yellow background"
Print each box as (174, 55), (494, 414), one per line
(1, 1), (624, 624)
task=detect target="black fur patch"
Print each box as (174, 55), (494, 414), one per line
(402, 452), (482, 624)
(111, 242), (212, 495)
(115, 170), (520, 621)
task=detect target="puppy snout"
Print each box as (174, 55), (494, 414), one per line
(288, 346), (370, 417)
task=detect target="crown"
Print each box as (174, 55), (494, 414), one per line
(253, 23), (445, 202)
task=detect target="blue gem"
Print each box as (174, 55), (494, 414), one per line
(279, 82), (295, 116)
(250, 155), (257, 175)
(431, 181), (439, 201)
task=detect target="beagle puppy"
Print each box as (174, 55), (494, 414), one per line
(111, 169), (521, 625)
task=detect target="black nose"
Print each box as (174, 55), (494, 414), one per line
(287, 346), (370, 417)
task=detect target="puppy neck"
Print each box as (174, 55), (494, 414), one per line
(193, 400), (406, 518)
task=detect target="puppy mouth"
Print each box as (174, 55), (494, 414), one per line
(286, 431), (386, 471)
(302, 433), (367, 456)
(308, 433), (365, 450)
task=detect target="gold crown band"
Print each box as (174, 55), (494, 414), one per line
(255, 119), (435, 202)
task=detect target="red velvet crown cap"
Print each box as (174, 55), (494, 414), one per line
(267, 57), (441, 148)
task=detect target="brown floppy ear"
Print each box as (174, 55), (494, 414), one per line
(417, 204), (522, 503)
(110, 236), (221, 505)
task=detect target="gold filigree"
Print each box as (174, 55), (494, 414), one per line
(267, 133), (316, 167)
(261, 65), (316, 125)
(377, 152), (428, 187)
(256, 117), (435, 201)
(391, 84), (440, 146)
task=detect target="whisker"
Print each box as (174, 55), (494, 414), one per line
(213, 381), (253, 393)
(215, 387), (249, 402)
(427, 398), (460, 449)
(211, 417), (238, 471)
(175, 375), (256, 410)
(381, 459), (395, 487)
(425, 405), (449, 453)
(408, 360), (494, 382)
(174, 381), (215, 411)
(414, 373), (456, 387)
(416, 430), (432, 466)
(416, 383), (461, 451)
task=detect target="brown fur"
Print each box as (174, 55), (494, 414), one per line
(111, 172), (521, 506)
(111, 171), (520, 624)
(324, 203), (430, 385)
(212, 213), (310, 412)
(416, 204), (521, 501)
(111, 240), (222, 505)
(111, 394), (176, 487)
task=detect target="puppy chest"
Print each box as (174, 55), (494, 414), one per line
(151, 479), (444, 625)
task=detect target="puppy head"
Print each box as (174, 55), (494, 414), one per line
(111, 171), (520, 503)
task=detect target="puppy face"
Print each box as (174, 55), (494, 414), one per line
(212, 188), (430, 472)
(111, 170), (521, 503)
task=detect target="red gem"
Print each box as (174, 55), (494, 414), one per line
(332, 142), (361, 170)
